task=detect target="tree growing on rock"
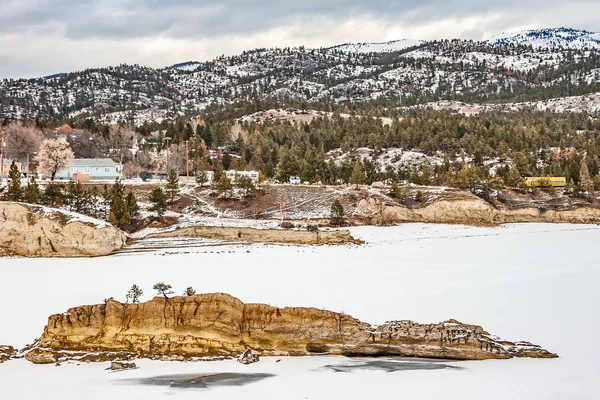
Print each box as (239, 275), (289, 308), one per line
(153, 282), (173, 298)
(36, 138), (74, 180)
(149, 187), (167, 218)
(330, 199), (346, 226)
(126, 284), (144, 304)
(6, 161), (22, 201)
(183, 287), (196, 296)
(165, 168), (179, 203)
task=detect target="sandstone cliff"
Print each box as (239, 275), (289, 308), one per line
(0, 202), (127, 257)
(0, 345), (16, 363)
(23, 293), (557, 364)
(356, 197), (600, 226)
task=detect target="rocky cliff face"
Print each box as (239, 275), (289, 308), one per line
(23, 293), (557, 364)
(0, 202), (127, 257)
(0, 345), (16, 363)
(357, 197), (600, 226)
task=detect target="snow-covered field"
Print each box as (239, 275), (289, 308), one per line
(1, 223), (599, 399)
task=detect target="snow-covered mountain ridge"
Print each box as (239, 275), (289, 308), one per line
(1, 27), (600, 124)
(484, 27), (600, 50)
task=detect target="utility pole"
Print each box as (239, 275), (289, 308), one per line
(1, 138), (5, 183)
(185, 140), (189, 182)
(164, 136), (172, 179)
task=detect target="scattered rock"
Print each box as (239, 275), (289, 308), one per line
(110, 361), (137, 371)
(25, 349), (57, 364)
(238, 350), (259, 365)
(0, 345), (16, 363)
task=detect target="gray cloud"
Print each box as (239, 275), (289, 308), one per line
(0, 0), (599, 78)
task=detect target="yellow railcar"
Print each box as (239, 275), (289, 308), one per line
(523, 177), (567, 187)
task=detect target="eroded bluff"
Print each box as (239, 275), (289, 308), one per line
(0, 202), (126, 257)
(23, 293), (557, 364)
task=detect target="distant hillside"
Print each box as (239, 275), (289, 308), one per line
(1, 28), (600, 124)
(484, 27), (600, 50)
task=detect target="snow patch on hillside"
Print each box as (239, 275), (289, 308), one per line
(329, 39), (424, 53)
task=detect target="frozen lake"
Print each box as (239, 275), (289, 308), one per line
(1, 223), (598, 399)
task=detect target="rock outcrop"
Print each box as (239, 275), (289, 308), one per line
(357, 197), (600, 226)
(0, 345), (16, 363)
(146, 226), (358, 245)
(23, 293), (557, 363)
(0, 202), (127, 257)
(109, 361), (137, 371)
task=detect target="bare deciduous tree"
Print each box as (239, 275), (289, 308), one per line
(2, 123), (41, 163)
(68, 129), (104, 158)
(36, 138), (74, 180)
(106, 125), (135, 166)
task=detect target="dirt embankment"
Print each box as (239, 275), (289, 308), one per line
(356, 197), (600, 226)
(146, 226), (358, 245)
(22, 293), (557, 364)
(0, 202), (127, 257)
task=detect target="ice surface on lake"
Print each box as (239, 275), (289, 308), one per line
(1, 223), (598, 399)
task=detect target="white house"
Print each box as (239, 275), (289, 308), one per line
(225, 170), (260, 183)
(55, 158), (122, 180)
(289, 175), (301, 184)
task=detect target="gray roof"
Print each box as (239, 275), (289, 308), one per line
(69, 158), (118, 167)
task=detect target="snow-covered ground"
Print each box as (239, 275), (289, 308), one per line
(1, 223), (599, 399)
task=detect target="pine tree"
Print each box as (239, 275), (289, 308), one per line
(215, 175), (233, 199)
(165, 169), (179, 203)
(578, 158), (594, 195)
(196, 170), (208, 187)
(153, 282), (173, 298)
(330, 199), (346, 226)
(126, 284), (143, 304)
(237, 175), (255, 199)
(506, 167), (523, 188)
(349, 161), (365, 188)
(149, 187), (167, 217)
(108, 179), (130, 230)
(43, 182), (63, 207)
(125, 192), (140, 220)
(23, 177), (40, 204)
(65, 181), (86, 213)
(6, 161), (22, 201)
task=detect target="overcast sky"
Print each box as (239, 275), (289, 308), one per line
(1, 0), (599, 79)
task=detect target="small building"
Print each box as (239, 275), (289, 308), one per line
(289, 175), (301, 184)
(55, 158), (122, 180)
(225, 170), (260, 183)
